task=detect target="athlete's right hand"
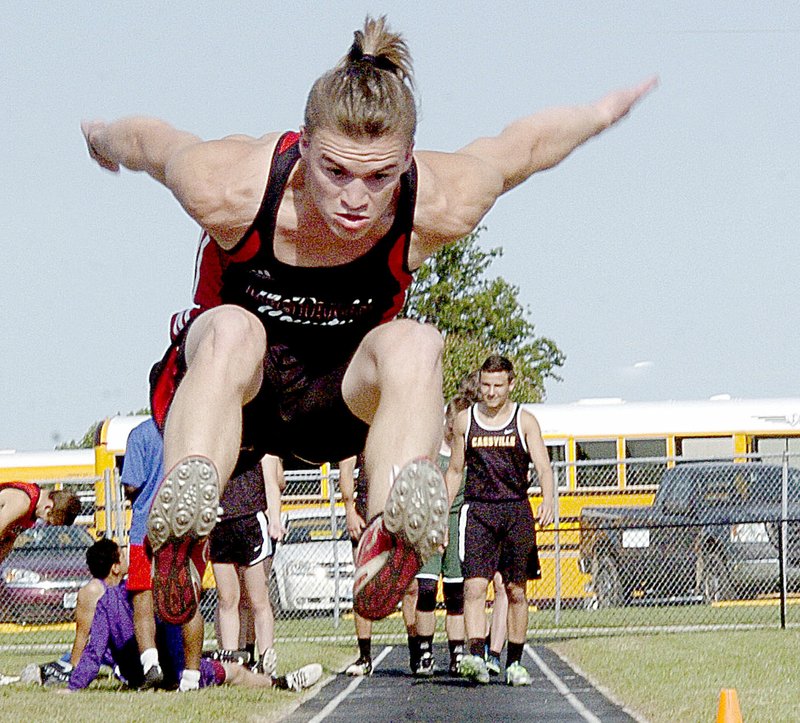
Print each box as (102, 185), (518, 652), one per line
(346, 510), (366, 541)
(80, 120), (120, 172)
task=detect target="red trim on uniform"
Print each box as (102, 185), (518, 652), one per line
(380, 233), (413, 323)
(151, 345), (181, 430)
(278, 131), (300, 154)
(226, 228), (262, 264)
(0, 481), (40, 532)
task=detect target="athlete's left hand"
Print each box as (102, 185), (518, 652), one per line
(536, 497), (554, 527)
(268, 516), (285, 543)
(80, 120), (120, 172)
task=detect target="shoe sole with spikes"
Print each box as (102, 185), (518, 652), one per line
(147, 456), (218, 624)
(383, 457), (448, 563)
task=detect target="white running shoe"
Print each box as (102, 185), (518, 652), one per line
(458, 654), (490, 684)
(284, 663), (323, 692)
(505, 661), (532, 686)
(254, 648), (277, 677)
(345, 657), (373, 676)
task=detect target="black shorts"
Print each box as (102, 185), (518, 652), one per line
(209, 511), (277, 567)
(461, 499), (537, 585)
(150, 326), (369, 468)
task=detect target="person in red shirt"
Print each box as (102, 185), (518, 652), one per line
(0, 481), (81, 562)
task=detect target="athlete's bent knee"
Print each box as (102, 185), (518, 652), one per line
(416, 578), (437, 612)
(189, 307), (265, 367)
(443, 581), (464, 616)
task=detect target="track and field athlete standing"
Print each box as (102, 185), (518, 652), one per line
(446, 355), (554, 686)
(209, 455), (285, 676)
(80, 15), (655, 640)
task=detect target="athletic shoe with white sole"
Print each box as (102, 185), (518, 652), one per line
(505, 661), (532, 686)
(19, 663), (43, 685)
(485, 654), (501, 676)
(147, 456), (218, 625)
(40, 660), (72, 686)
(414, 651), (435, 677)
(345, 657), (373, 676)
(205, 648), (252, 667)
(281, 663), (323, 692)
(253, 648), (277, 677)
(458, 654), (490, 684)
(353, 458), (448, 620)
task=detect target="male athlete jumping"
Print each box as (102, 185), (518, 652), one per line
(81, 16), (655, 638)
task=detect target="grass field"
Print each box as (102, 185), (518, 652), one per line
(0, 641), (355, 722)
(2, 618), (798, 721)
(553, 628), (800, 722)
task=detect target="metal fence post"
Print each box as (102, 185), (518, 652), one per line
(780, 452), (789, 628)
(553, 464), (562, 625)
(325, 463), (342, 628)
(113, 467), (125, 545)
(103, 468), (112, 539)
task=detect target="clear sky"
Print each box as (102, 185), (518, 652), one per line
(2, 2), (799, 451)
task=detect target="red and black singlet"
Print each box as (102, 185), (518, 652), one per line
(218, 132), (417, 362)
(464, 404), (531, 502)
(0, 481), (40, 537)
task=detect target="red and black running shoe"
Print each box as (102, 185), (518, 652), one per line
(353, 458), (449, 620)
(147, 456), (218, 625)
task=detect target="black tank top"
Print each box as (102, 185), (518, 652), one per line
(464, 404), (531, 502)
(219, 464), (267, 520)
(220, 132), (418, 363)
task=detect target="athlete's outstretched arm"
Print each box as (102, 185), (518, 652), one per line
(80, 117), (200, 181)
(461, 76), (657, 193)
(411, 76), (657, 257)
(80, 118), (273, 248)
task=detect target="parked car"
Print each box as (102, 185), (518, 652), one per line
(0, 525), (95, 624)
(270, 508), (354, 615)
(579, 462), (800, 607)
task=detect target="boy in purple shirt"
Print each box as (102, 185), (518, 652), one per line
(68, 540), (321, 692)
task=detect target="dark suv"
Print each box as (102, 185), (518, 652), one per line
(579, 463), (800, 606)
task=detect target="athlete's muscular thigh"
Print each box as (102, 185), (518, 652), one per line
(185, 305), (266, 403)
(341, 318), (443, 422)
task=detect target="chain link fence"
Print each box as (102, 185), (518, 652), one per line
(4, 453), (800, 656)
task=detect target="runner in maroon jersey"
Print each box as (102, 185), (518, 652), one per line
(446, 355), (554, 686)
(81, 15), (655, 639)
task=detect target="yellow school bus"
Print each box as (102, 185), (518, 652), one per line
(521, 396), (800, 603)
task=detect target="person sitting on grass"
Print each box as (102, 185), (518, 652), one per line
(62, 540), (321, 693)
(20, 537), (128, 686)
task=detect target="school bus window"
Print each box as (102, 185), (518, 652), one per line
(530, 444), (567, 490)
(675, 436), (733, 461)
(575, 440), (617, 488)
(625, 438), (667, 487)
(754, 437), (800, 468)
(547, 444), (568, 489)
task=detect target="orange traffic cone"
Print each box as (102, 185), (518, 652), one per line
(716, 688), (743, 723)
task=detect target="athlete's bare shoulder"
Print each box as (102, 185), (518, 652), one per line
(171, 131), (283, 249)
(518, 407), (544, 438)
(408, 149), (504, 268)
(77, 577), (106, 606)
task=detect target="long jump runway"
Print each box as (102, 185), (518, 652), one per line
(283, 644), (639, 723)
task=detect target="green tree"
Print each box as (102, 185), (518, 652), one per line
(56, 409), (150, 450)
(401, 228), (564, 401)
